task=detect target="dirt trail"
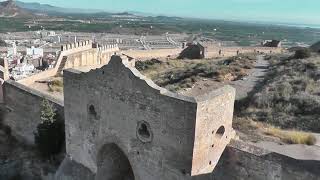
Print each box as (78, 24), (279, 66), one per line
(230, 55), (268, 100)
(181, 55), (268, 100)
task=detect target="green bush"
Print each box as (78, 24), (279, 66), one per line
(34, 100), (64, 158)
(294, 48), (311, 59)
(135, 59), (162, 71)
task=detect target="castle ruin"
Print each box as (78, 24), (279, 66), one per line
(55, 55), (236, 179)
(1, 41), (319, 180)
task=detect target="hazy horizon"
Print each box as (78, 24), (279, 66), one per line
(9, 0), (320, 27)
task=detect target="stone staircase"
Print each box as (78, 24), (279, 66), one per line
(57, 56), (68, 75)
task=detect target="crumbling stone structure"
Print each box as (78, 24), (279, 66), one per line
(56, 55), (236, 180)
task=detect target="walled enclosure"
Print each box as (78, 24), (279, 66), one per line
(58, 55), (236, 180)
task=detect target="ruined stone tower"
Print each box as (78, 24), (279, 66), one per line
(56, 55), (236, 180)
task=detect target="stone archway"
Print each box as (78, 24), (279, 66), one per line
(96, 143), (135, 180)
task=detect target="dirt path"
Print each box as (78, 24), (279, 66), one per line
(230, 55), (268, 100)
(181, 55), (268, 100)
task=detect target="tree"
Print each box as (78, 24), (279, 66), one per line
(34, 99), (65, 158)
(40, 99), (56, 123)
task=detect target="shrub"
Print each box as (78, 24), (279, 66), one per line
(51, 80), (63, 87)
(294, 48), (311, 59)
(34, 100), (64, 158)
(135, 59), (162, 71)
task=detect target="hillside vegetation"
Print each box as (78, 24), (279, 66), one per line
(242, 53), (320, 132)
(136, 54), (256, 91)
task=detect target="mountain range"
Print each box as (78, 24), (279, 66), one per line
(0, 0), (34, 17)
(0, 0), (147, 18)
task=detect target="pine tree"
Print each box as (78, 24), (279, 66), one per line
(35, 99), (64, 157)
(40, 99), (56, 123)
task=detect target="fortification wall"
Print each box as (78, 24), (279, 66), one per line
(17, 41), (119, 86)
(3, 80), (64, 144)
(121, 47), (283, 61)
(17, 68), (57, 86)
(212, 140), (320, 180)
(205, 46), (283, 58)
(63, 44), (119, 70)
(60, 56), (235, 179)
(122, 48), (182, 60)
(55, 139), (320, 180)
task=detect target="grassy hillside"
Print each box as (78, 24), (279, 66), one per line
(241, 53), (320, 132)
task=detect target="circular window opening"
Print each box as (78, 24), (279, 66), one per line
(215, 126), (225, 138)
(136, 121), (153, 143)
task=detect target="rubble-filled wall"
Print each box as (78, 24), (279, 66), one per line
(3, 80), (64, 144)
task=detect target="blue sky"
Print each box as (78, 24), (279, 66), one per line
(20, 0), (320, 25)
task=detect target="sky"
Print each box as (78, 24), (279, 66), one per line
(19, 0), (320, 26)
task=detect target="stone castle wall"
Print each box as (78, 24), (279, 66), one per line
(63, 44), (119, 70)
(204, 46), (283, 58)
(60, 56), (235, 179)
(17, 41), (119, 86)
(122, 46), (283, 61)
(212, 140), (320, 180)
(3, 80), (64, 144)
(1, 54), (319, 180)
(122, 48), (182, 60)
(56, 140), (320, 180)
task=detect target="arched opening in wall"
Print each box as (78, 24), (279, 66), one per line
(215, 126), (225, 139)
(96, 143), (135, 180)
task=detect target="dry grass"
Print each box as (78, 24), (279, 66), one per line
(264, 127), (316, 145)
(233, 117), (264, 131)
(234, 116), (317, 145)
(51, 80), (63, 87)
(243, 54), (320, 132)
(47, 79), (63, 93)
(136, 54), (256, 91)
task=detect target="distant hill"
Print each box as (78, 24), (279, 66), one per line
(0, 0), (34, 17)
(0, 0), (183, 21)
(15, 0), (105, 14)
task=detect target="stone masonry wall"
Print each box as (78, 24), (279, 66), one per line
(211, 140), (320, 180)
(56, 140), (320, 180)
(60, 56), (235, 180)
(3, 80), (64, 144)
(63, 60), (198, 179)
